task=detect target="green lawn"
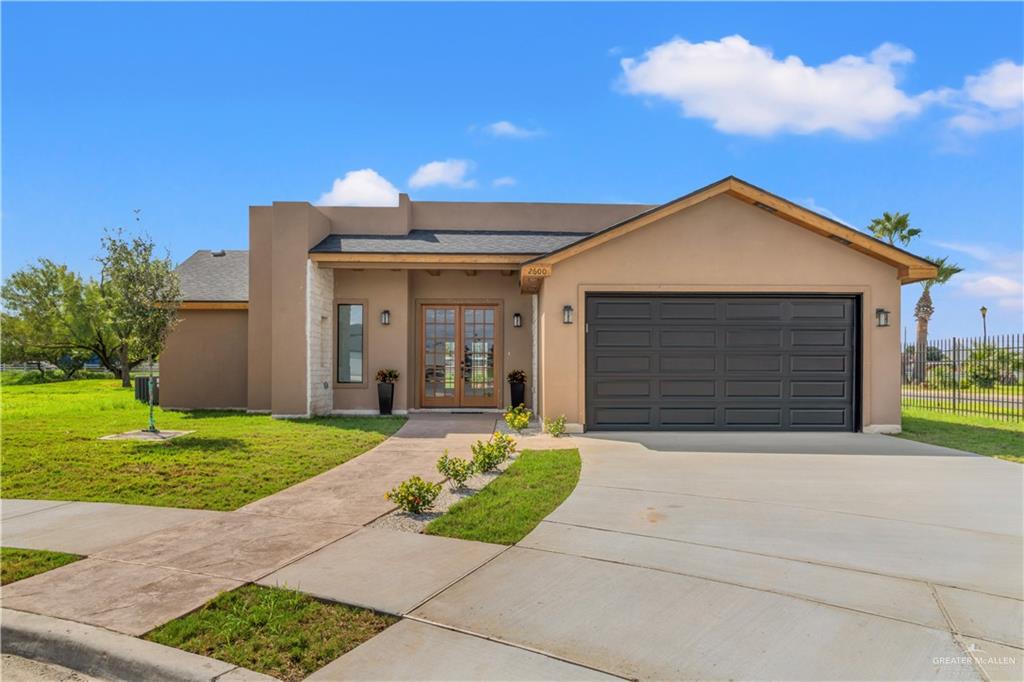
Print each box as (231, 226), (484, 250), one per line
(145, 585), (396, 682)
(897, 407), (1024, 463)
(1, 547), (83, 585)
(426, 448), (581, 544)
(1, 380), (405, 510)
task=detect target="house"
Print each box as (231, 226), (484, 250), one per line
(159, 176), (937, 432)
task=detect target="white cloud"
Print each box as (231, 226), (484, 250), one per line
(492, 176), (517, 187)
(946, 60), (1023, 134)
(317, 169), (399, 207)
(936, 240), (1024, 311)
(408, 159), (477, 189)
(619, 35), (926, 138)
(485, 121), (543, 138)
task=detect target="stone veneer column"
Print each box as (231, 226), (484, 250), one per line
(306, 261), (334, 416)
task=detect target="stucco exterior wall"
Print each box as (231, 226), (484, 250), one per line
(332, 268), (411, 413)
(161, 310), (248, 410)
(410, 270), (534, 409)
(537, 194), (902, 431)
(247, 206), (272, 412)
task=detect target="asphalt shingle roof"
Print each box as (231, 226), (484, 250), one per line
(176, 250), (249, 301)
(309, 229), (593, 255)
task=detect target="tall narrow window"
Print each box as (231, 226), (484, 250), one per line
(337, 303), (364, 383)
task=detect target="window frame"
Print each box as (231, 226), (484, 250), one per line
(334, 299), (368, 388)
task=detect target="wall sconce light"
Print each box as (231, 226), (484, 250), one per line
(562, 305), (574, 324)
(380, 310), (391, 326)
(875, 308), (890, 327)
(512, 312), (522, 328)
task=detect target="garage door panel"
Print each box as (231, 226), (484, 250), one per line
(593, 301), (653, 320)
(595, 329), (652, 347)
(661, 380), (717, 398)
(791, 329), (849, 347)
(595, 380), (652, 397)
(660, 329), (718, 348)
(726, 380), (782, 398)
(660, 408), (717, 426)
(792, 301), (850, 319)
(725, 302), (783, 319)
(660, 355), (717, 373)
(726, 355), (782, 373)
(790, 409), (850, 427)
(791, 381), (848, 398)
(791, 355), (848, 373)
(594, 355), (651, 373)
(586, 295), (857, 432)
(726, 329), (783, 348)
(659, 302), (717, 319)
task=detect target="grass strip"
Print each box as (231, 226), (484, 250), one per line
(144, 584), (396, 682)
(1, 547), (83, 585)
(897, 407), (1023, 463)
(425, 448), (581, 544)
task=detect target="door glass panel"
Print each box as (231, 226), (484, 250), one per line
(463, 307), (495, 399)
(424, 308), (457, 399)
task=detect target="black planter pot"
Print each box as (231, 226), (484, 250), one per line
(377, 382), (395, 415)
(509, 381), (526, 408)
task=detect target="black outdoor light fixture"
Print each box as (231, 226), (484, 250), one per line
(512, 312), (522, 328)
(380, 309), (391, 326)
(875, 308), (890, 327)
(563, 305), (574, 324)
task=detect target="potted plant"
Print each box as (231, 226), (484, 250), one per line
(507, 369), (527, 407)
(376, 369), (400, 415)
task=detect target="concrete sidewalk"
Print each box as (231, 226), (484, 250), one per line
(0, 414), (516, 637)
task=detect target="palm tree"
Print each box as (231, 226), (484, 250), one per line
(913, 257), (963, 383)
(867, 211), (921, 246)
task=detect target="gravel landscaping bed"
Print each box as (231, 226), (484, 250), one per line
(370, 454), (518, 534)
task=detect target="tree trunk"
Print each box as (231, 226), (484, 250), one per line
(914, 288), (934, 385)
(35, 360), (46, 380)
(118, 347), (132, 388)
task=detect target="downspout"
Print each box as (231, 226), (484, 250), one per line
(531, 293), (539, 415)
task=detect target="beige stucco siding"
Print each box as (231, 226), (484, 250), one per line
(538, 194), (902, 430)
(331, 269), (411, 412)
(161, 310), (248, 410)
(246, 206), (272, 411)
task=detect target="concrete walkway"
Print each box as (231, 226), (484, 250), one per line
(0, 414), (529, 636)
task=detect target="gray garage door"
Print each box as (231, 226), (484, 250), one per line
(585, 295), (858, 431)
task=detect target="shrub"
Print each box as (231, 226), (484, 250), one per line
(375, 369), (400, 383)
(507, 369), (527, 384)
(385, 476), (441, 514)
(926, 365), (965, 389)
(503, 405), (532, 432)
(437, 450), (475, 490)
(544, 415), (567, 437)
(491, 432), (517, 457)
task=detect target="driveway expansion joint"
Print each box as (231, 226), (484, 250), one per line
(404, 615), (633, 681)
(580, 481), (1024, 540)
(540, 519), (1023, 602)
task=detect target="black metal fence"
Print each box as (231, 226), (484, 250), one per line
(901, 333), (1023, 421)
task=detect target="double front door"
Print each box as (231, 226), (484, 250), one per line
(421, 304), (499, 408)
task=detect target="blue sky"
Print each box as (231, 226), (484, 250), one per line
(3, 2), (1022, 338)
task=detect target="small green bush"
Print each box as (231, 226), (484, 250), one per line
(491, 431), (517, 456)
(503, 404), (532, 432)
(437, 450), (475, 489)
(471, 432), (518, 473)
(544, 415), (567, 437)
(926, 365), (966, 389)
(385, 475), (442, 514)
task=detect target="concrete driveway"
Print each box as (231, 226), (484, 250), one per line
(408, 433), (1023, 681)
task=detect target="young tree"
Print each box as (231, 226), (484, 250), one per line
(867, 211), (921, 246)
(96, 230), (181, 429)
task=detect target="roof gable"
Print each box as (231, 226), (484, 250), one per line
(525, 177), (937, 284)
